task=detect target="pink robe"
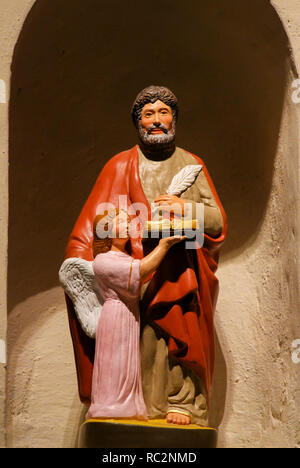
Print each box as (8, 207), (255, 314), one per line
(87, 250), (148, 420)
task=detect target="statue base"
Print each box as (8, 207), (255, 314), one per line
(78, 418), (217, 448)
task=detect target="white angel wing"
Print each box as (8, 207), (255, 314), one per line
(59, 257), (103, 339)
(166, 164), (203, 196)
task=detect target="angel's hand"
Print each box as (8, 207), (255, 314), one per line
(159, 235), (187, 250)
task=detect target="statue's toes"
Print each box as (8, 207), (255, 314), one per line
(166, 412), (191, 425)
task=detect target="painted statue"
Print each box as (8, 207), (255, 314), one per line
(59, 85), (227, 427)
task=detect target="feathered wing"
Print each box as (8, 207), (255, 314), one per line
(59, 258), (103, 339)
(166, 164), (203, 196)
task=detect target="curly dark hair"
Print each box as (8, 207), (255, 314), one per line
(131, 85), (179, 128)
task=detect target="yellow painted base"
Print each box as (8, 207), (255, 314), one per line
(79, 418), (217, 448)
(84, 417), (214, 431)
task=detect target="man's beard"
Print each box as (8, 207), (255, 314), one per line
(138, 121), (176, 149)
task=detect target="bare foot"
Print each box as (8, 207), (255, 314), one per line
(166, 412), (191, 425)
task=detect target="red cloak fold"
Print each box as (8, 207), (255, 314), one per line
(65, 145), (227, 405)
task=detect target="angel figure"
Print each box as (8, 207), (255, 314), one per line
(60, 208), (186, 421)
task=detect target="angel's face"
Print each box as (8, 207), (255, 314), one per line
(112, 211), (131, 240)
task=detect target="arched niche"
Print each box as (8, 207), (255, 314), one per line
(7, 0), (298, 447)
(8, 0), (293, 309)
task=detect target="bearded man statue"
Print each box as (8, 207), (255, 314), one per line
(64, 85), (227, 426)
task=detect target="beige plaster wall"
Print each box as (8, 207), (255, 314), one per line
(215, 82), (300, 447)
(214, 3), (300, 447)
(1, 0), (300, 448)
(0, 79), (8, 448)
(6, 288), (85, 447)
(0, 1), (38, 447)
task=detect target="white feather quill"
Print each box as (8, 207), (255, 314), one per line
(166, 164), (203, 196)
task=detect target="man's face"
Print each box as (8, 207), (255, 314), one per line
(140, 100), (173, 136)
(138, 100), (175, 148)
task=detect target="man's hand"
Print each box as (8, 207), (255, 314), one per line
(154, 194), (186, 216)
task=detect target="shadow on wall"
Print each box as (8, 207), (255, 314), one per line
(8, 0), (293, 429)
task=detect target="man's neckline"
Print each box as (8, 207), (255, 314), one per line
(137, 145), (178, 164)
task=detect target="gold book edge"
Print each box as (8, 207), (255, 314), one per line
(144, 219), (200, 231)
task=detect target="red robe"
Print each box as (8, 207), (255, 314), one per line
(65, 145), (228, 406)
